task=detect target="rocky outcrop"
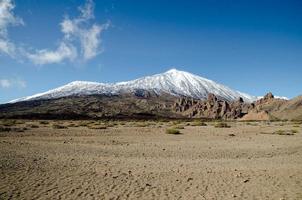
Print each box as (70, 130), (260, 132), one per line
(242, 92), (302, 121)
(252, 92), (288, 112)
(255, 92), (274, 105)
(173, 97), (197, 112)
(239, 110), (271, 121)
(173, 93), (251, 119)
(242, 92), (286, 120)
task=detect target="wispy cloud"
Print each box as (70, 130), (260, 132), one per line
(0, 0), (24, 57)
(26, 42), (77, 65)
(60, 0), (110, 61)
(0, 0), (109, 65)
(0, 78), (26, 89)
(0, 79), (10, 88)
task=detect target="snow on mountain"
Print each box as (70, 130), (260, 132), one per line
(10, 69), (258, 103)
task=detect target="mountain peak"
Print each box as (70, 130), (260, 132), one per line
(164, 68), (187, 74)
(165, 68), (180, 73)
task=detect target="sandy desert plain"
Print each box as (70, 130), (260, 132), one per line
(0, 119), (302, 200)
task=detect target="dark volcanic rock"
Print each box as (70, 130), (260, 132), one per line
(0, 93), (182, 120)
(133, 89), (157, 98)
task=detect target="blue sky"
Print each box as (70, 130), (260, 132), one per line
(0, 0), (302, 103)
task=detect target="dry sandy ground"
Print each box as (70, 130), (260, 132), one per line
(0, 121), (302, 200)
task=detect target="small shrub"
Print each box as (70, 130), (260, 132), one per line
(246, 122), (259, 126)
(166, 128), (181, 135)
(273, 130), (286, 135)
(67, 123), (80, 127)
(173, 124), (185, 129)
(191, 121), (207, 126)
(158, 119), (170, 123)
(29, 124), (39, 128)
(14, 120), (26, 125)
(78, 121), (92, 127)
(88, 125), (107, 129)
(106, 121), (118, 127)
(274, 129), (297, 135)
(105, 123), (116, 127)
(134, 122), (149, 127)
(214, 122), (231, 128)
(292, 120), (302, 125)
(52, 124), (67, 129)
(14, 127), (27, 132)
(262, 129), (297, 135)
(173, 125), (185, 129)
(172, 120), (182, 125)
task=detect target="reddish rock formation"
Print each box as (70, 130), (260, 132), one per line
(173, 93), (251, 119)
(240, 92), (289, 121)
(255, 92), (275, 105)
(239, 110), (270, 121)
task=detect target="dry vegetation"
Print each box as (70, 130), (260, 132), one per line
(261, 129), (299, 136)
(166, 128), (181, 135)
(190, 121), (207, 126)
(214, 122), (231, 128)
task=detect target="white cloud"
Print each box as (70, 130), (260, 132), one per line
(59, 0), (110, 61)
(0, 78), (26, 88)
(26, 0), (109, 65)
(27, 42), (77, 65)
(78, 0), (94, 20)
(0, 39), (16, 56)
(82, 23), (109, 60)
(0, 79), (10, 88)
(0, 0), (108, 65)
(0, 0), (24, 57)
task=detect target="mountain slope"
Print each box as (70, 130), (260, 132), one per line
(10, 69), (257, 103)
(1, 92), (181, 119)
(272, 96), (302, 120)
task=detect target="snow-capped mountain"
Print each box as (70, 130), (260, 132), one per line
(10, 69), (258, 103)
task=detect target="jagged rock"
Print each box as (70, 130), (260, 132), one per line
(220, 101), (229, 116)
(238, 97), (244, 103)
(173, 93), (249, 119)
(207, 93), (218, 102)
(264, 92), (274, 99)
(255, 92), (275, 105)
(174, 97), (199, 112)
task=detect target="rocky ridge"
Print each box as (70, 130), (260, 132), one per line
(173, 93), (251, 119)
